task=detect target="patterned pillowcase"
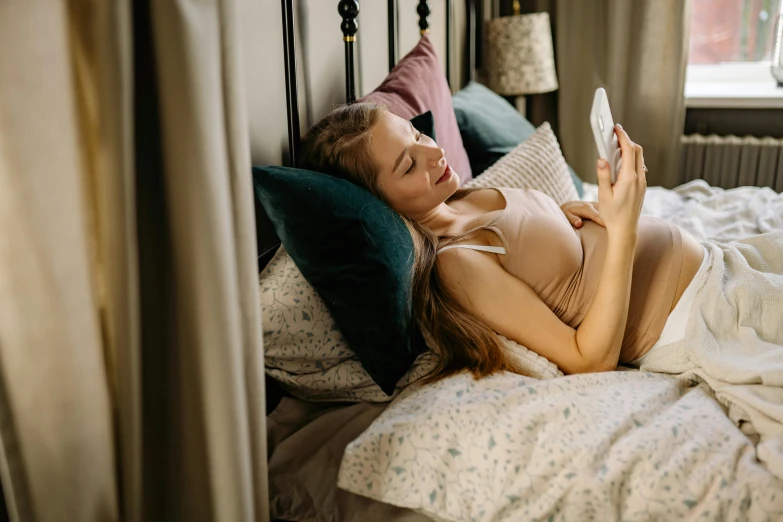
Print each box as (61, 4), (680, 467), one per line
(260, 245), (563, 403)
(465, 121), (579, 207)
(337, 371), (770, 521)
(260, 245), (438, 403)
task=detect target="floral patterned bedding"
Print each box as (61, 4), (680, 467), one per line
(338, 371), (783, 521)
(336, 180), (783, 521)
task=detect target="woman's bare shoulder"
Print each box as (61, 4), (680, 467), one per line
(451, 186), (506, 213)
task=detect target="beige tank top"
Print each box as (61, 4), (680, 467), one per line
(437, 187), (684, 363)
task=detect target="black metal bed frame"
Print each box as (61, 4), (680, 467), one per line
(280, 0), (479, 168)
(259, 0), (480, 271)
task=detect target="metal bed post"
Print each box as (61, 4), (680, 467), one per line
(446, 0), (452, 88)
(466, 0), (476, 83)
(280, 0), (300, 166)
(338, 0), (359, 103)
(388, 0), (398, 71)
(282, 0), (473, 159)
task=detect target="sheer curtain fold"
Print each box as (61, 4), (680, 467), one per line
(0, 3), (120, 521)
(148, 0), (267, 519)
(556, 0), (691, 188)
(70, 2), (142, 521)
(0, 0), (268, 520)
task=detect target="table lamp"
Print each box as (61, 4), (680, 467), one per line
(485, 1), (559, 117)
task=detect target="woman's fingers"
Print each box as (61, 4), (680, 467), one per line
(634, 144), (647, 187)
(596, 158), (613, 193)
(587, 206), (606, 227)
(614, 125), (637, 181)
(589, 202), (605, 226)
(563, 203), (606, 228)
(574, 207), (606, 227)
(614, 124), (634, 154)
(562, 210), (582, 227)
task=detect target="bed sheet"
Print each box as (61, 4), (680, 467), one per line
(339, 371), (783, 521)
(334, 180), (783, 521)
(268, 180), (783, 521)
(268, 397), (435, 521)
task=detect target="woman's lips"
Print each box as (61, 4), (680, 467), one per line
(436, 164), (452, 184)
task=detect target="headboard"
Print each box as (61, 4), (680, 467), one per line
(255, 0), (485, 271)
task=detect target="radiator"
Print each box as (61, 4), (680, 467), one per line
(679, 134), (783, 192)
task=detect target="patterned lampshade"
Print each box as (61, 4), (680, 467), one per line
(485, 12), (559, 96)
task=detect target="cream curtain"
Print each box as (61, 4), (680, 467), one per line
(556, 0), (691, 188)
(0, 2), (119, 520)
(0, 0), (268, 521)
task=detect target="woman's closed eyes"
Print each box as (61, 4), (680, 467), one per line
(405, 131), (423, 174)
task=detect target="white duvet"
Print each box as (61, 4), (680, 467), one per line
(337, 180), (783, 522)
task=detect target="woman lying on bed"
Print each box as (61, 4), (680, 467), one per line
(298, 102), (783, 383)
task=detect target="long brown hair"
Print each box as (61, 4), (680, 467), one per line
(299, 102), (533, 382)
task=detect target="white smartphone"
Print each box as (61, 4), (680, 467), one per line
(590, 87), (622, 184)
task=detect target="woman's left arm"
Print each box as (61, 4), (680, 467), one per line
(560, 201), (605, 229)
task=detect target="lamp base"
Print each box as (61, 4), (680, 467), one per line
(514, 95), (527, 118)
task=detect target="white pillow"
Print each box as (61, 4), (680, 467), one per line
(260, 245), (437, 403)
(499, 334), (563, 380)
(465, 121), (579, 206)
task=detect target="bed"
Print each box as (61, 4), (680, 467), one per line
(255, 2), (783, 521)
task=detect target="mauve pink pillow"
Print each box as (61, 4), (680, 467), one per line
(360, 35), (472, 183)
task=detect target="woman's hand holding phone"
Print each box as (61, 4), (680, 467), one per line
(596, 124), (647, 241)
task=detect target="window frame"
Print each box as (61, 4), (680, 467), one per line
(685, 61), (783, 109)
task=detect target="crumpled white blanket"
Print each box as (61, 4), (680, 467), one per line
(582, 178), (783, 240)
(585, 179), (783, 478)
(636, 231), (783, 479)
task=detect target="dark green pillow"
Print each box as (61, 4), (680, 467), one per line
(252, 166), (425, 396)
(452, 81), (584, 198)
(253, 111), (434, 395)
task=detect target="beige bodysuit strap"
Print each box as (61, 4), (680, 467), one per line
(436, 216), (510, 255)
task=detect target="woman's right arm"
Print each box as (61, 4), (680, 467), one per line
(438, 125), (647, 374)
(573, 231), (637, 371)
(574, 125), (647, 371)
(437, 126), (647, 374)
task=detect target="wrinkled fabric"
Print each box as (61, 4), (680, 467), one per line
(636, 231), (783, 480)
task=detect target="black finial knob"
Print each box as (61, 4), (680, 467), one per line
(417, 0), (430, 34)
(338, 0), (359, 40)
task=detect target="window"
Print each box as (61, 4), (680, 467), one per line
(689, 0), (780, 65)
(685, 0), (783, 108)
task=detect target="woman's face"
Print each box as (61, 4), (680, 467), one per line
(369, 110), (459, 220)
